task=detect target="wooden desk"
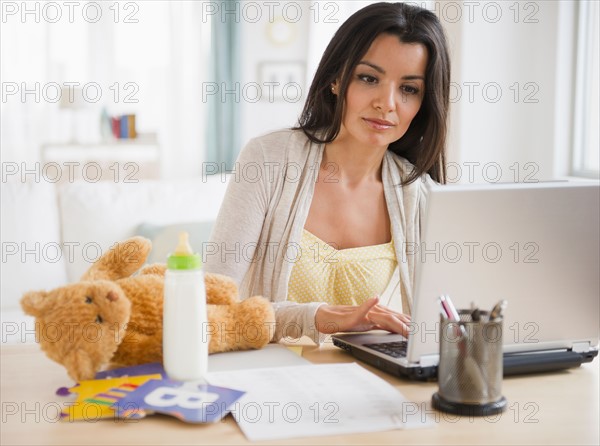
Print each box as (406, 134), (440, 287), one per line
(1, 340), (598, 445)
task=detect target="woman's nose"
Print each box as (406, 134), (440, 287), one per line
(373, 84), (396, 112)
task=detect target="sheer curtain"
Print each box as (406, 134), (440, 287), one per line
(0, 1), (210, 179)
(206, 0), (241, 173)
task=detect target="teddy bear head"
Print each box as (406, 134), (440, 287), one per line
(21, 280), (132, 381)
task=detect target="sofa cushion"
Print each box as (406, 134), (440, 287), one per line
(58, 176), (229, 281)
(1, 180), (68, 312)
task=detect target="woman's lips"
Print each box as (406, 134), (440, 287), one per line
(363, 118), (395, 130)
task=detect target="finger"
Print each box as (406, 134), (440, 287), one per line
(345, 297), (380, 329)
(369, 313), (410, 337)
(369, 305), (405, 318)
(369, 306), (411, 322)
(358, 296), (379, 314)
(369, 321), (404, 336)
(370, 303), (411, 318)
(372, 303), (407, 314)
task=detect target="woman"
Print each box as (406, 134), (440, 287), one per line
(204, 2), (450, 344)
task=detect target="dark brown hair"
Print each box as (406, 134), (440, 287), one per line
(295, 2), (450, 184)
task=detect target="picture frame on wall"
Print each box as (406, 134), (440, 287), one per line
(257, 61), (305, 102)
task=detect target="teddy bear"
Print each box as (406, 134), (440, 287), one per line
(20, 236), (275, 381)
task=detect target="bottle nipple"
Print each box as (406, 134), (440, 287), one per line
(167, 231), (202, 270)
(173, 232), (193, 256)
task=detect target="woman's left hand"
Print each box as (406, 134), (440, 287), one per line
(315, 296), (412, 337)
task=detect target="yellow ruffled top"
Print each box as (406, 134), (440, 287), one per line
(287, 229), (397, 306)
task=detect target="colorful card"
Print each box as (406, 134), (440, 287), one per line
(95, 363), (167, 379)
(60, 374), (162, 421)
(112, 379), (245, 423)
(56, 363), (167, 397)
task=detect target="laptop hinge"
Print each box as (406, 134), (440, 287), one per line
(572, 342), (591, 353)
(419, 355), (438, 367)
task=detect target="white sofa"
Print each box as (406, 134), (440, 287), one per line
(1, 175), (230, 343)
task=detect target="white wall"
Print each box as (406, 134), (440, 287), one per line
(238, 1), (375, 146)
(0, 2), (209, 180)
(443, 1), (574, 183)
(239, 1), (574, 184)
(0, 1), (581, 183)
(238, 2), (308, 146)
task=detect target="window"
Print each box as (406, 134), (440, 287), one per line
(572, 1), (600, 178)
(0, 2), (209, 178)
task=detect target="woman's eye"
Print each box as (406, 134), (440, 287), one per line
(358, 74), (377, 84)
(402, 85), (420, 95)
(85, 297), (92, 304)
(96, 315), (103, 324)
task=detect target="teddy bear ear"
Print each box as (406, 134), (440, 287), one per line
(20, 291), (50, 317)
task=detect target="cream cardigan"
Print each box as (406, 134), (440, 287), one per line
(204, 129), (433, 343)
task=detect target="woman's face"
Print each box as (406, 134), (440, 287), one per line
(336, 33), (428, 151)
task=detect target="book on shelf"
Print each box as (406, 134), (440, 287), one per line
(106, 113), (137, 139)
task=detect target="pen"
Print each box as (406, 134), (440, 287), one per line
(438, 295), (466, 337)
(471, 302), (481, 322)
(438, 295), (452, 319)
(443, 294), (461, 322)
(464, 356), (488, 400)
(439, 296), (452, 319)
(489, 300), (508, 321)
(444, 294), (460, 322)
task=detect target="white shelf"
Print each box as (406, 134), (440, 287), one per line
(41, 134), (161, 181)
(43, 145), (159, 162)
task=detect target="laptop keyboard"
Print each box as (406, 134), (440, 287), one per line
(364, 341), (408, 358)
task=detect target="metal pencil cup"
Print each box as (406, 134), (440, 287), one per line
(432, 310), (507, 416)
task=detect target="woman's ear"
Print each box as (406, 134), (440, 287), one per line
(331, 80), (339, 95)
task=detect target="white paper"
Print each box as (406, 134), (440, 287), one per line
(206, 362), (430, 441)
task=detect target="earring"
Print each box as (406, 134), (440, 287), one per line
(331, 86), (335, 93)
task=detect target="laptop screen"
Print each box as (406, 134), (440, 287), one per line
(407, 182), (599, 364)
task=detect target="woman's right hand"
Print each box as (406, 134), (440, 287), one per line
(314, 296), (411, 337)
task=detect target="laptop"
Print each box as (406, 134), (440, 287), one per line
(332, 181), (600, 380)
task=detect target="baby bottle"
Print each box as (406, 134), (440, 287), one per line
(163, 232), (209, 381)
